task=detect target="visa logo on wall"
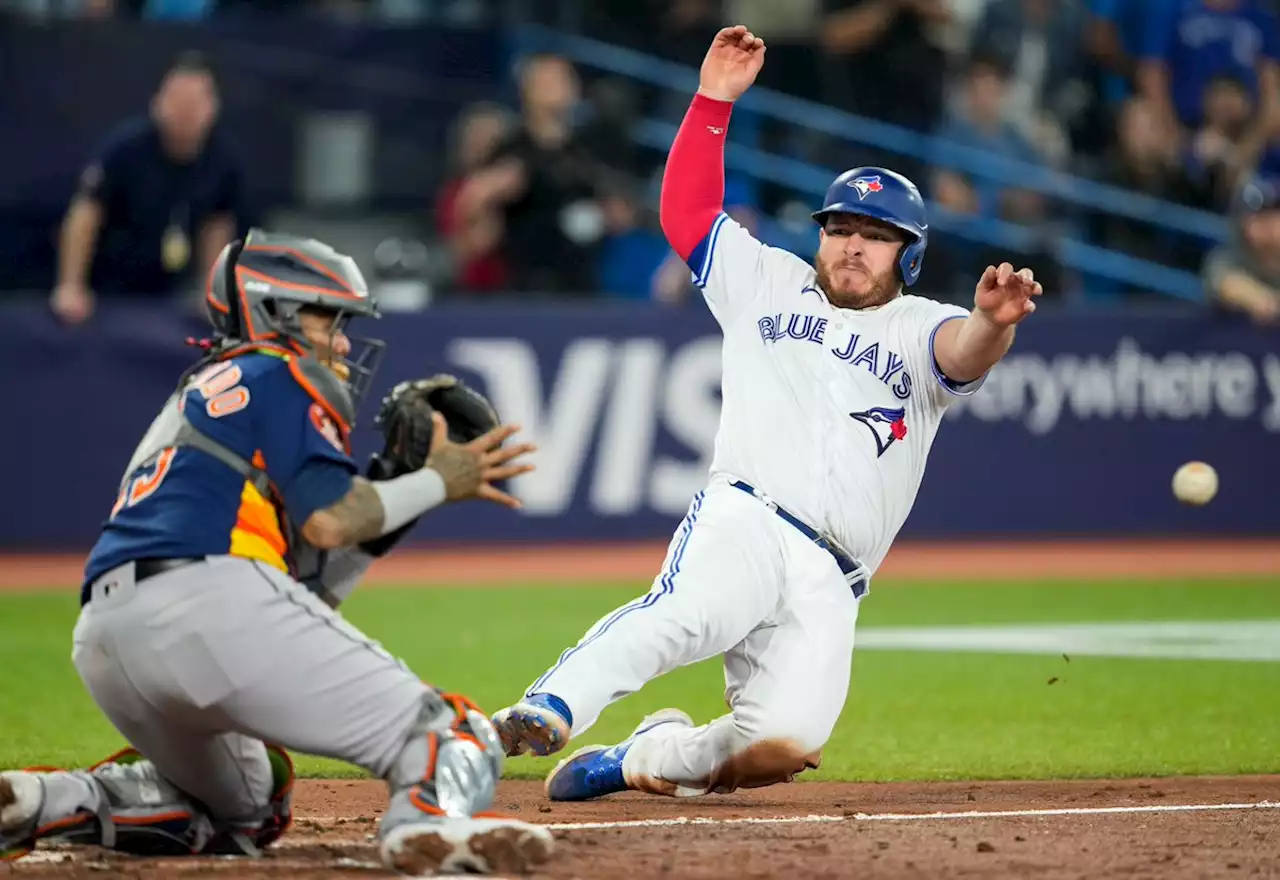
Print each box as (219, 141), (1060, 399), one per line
(446, 337), (723, 517)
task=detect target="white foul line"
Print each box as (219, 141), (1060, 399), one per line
(12, 801), (1279, 867)
(853, 800), (1280, 822)
(294, 799), (1280, 832)
(540, 800), (1280, 830)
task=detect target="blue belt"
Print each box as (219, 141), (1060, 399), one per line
(730, 480), (868, 598)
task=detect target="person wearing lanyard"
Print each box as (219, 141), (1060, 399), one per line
(51, 51), (244, 324)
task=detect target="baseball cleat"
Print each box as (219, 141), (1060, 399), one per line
(0, 772), (44, 860)
(544, 708), (693, 802)
(380, 815), (554, 876)
(491, 693), (572, 758)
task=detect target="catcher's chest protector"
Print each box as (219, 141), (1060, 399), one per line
(95, 351), (352, 583)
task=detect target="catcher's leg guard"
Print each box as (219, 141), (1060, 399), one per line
(378, 691), (554, 876)
(0, 745), (295, 860)
(0, 748), (216, 859)
(204, 744), (295, 856)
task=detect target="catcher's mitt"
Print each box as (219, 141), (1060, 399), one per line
(367, 374), (500, 479)
(360, 374), (500, 557)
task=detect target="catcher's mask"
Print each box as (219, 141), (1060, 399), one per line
(204, 228), (386, 416)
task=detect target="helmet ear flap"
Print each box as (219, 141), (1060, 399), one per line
(899, 236), (926, 287)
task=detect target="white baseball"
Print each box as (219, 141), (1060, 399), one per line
(1172, 461), (1218, 506)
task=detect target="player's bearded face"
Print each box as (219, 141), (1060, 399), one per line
(815, 216), (906, 309)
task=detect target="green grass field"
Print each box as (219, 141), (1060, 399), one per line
(2, 577), (1277, 783)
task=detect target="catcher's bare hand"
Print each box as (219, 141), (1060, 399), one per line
(698, 25), (766, 103)
(426, 412), (536, 509)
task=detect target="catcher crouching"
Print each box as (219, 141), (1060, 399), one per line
(0, 229), (550, 876)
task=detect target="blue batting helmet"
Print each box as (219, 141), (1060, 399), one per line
(812, 167), (929, 286)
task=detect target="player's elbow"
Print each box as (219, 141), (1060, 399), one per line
(659, 206), (713, 263)
(301, 511), (348, 550)
(658, 193), (680, 244)
(659, 217), (683, 255)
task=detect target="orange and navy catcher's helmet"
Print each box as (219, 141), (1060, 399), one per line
(204, 228), (386, 416)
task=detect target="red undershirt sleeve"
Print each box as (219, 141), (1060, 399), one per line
(660, 93), (734, 279)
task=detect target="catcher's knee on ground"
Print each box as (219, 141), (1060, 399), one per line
(0, 745), (294, 859)
(625, 711), (826, 797)
(376, 690), (506, 837)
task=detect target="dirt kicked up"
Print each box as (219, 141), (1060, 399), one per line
(2, 539), (1277, 877)
(6, 777), (1279, 879)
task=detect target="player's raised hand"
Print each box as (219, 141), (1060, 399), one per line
(698, 25), (766, 103)
(974, 263), (1042, 327)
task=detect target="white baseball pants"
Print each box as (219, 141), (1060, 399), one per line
(526, 479), (864, 794)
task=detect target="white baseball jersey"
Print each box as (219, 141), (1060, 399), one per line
(692, 212), (983, 574)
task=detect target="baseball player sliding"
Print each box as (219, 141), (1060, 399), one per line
(0, 231), (552, 875)
(493, 25), (1042, 801)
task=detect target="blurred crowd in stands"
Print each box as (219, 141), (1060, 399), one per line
(4, 0), (1280, 324)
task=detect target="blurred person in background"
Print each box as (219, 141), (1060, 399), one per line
(931, 50), (1049, 223)
(51, 51), (243, 324)
(596, 178), (673, 301)
(1182, 73), (1265, 208)
(972, 0), (1087, 167)
(929, 50), (1065, 299)
(1136, 0), (1279, 163)
(818, 0), (952, 136)
(435, 101), (514, 295)
(1203, 174), (1280, 323)
(936, 0), (990, 58)
(1083, 0), (1151, 125)
(467, 53), (608, 296)
(575, 77), (648, 180)
(578, 0), (722, 60)
(1097, 96), (1202, 273)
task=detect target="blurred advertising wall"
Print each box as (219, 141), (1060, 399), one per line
(2, 301), (1276, 551)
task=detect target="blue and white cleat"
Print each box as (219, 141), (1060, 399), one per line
(491, 694), (573, 758)
(544, 709), (693, 802)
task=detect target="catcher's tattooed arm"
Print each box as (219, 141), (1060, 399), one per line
(302, 478), (388, 549)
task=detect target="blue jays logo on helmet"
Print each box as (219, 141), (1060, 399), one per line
(849, 407), (908, 458)
(849, 175), (884, 200)
(813, 166), (929, 287)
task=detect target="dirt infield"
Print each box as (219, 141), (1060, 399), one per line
(2, 538), (1278, 591)
(6, 776), (1279, 878)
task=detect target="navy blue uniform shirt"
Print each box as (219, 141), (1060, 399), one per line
(1141, 0), (1279, 126)
(83, 350), (358, 601)
(78, 116), (243, 296)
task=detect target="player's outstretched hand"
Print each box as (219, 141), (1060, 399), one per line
(426, 412), (536, 509)
(974, 263), (1042, 327)
(698, 25), (766, 103)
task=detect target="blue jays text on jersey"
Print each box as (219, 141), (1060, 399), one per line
(756, 311), (914, 401)
(82, 350), (359, 597)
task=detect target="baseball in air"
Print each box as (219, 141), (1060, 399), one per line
(1172, 461), (1218, 506)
